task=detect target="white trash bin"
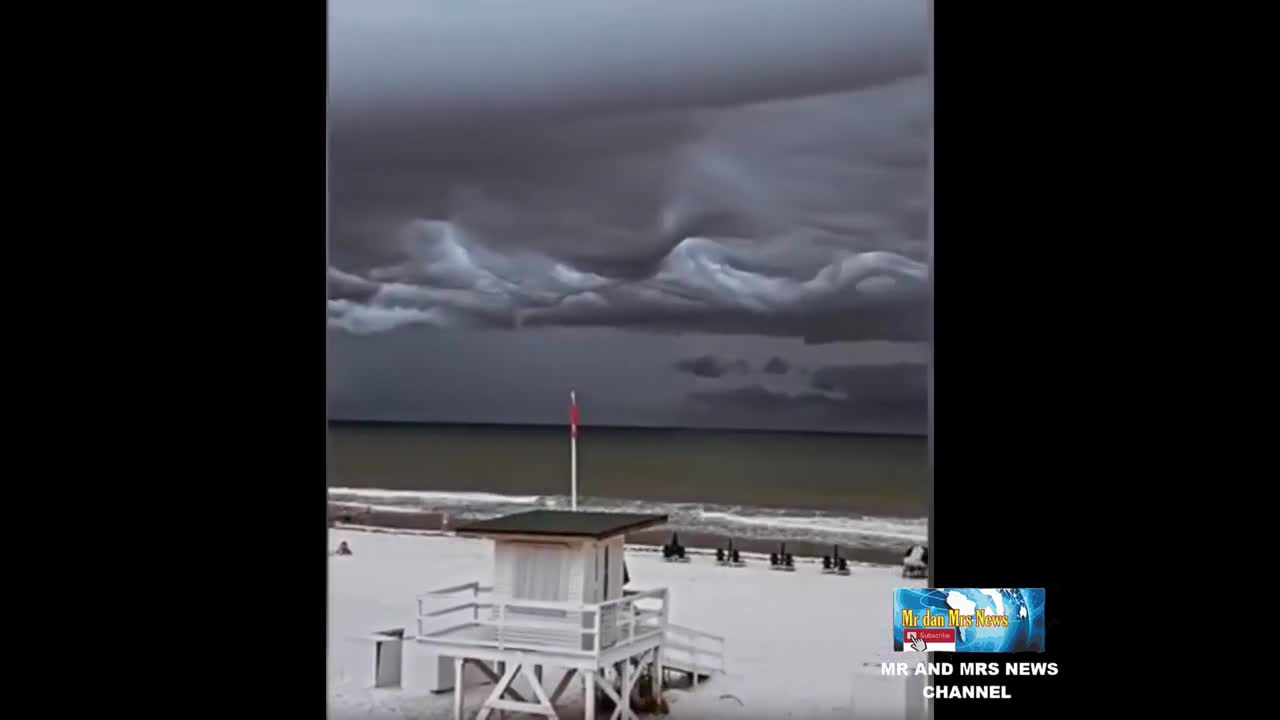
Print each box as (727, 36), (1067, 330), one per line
(852, 662), (928, 720)
(905, 669), (927, 720)
(372, 628), (404, 689)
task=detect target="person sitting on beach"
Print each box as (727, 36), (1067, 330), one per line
(335, 540), (352, 556)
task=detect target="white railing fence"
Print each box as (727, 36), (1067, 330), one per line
(664, 623), (727, 685)
(416, 582), (669, 657)
(594, 588), (668, 652)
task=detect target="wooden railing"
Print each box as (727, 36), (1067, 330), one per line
(415, 582), (668, 658)
(664, 623), (727, 684)
(593, 588), (668, 654)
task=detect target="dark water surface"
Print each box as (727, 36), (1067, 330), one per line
(328, 421), (927, 517)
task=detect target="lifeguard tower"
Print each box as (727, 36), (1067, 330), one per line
(414, 510), (688, 720)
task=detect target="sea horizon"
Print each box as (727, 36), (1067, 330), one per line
(327, 417), (927, 441)
(327, 420), (928, 556)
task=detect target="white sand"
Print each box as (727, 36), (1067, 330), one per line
(329, 528), (925, 720)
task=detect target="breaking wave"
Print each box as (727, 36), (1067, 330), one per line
(327, 487), (925, 550)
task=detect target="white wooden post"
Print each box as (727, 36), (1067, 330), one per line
(453, 657), (464, 720)
(585, 670), (596, 720)
(655, 591), (666, 696)
(593, 605), (602, 656)
(654, 647), (663, 698)
(498, 602), (506, 651)
(570, 390), (578, 511)
(619, 660), (632, 720)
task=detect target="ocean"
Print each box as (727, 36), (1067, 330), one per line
(327, 421), (927, 562)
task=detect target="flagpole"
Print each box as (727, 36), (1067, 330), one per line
(570, 390), (578, 511)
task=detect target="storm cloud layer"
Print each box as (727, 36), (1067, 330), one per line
(327, 0), (930, 434)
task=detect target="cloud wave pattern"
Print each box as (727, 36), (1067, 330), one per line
(327, 229), (927, 340)
(328, 75), (930, 342)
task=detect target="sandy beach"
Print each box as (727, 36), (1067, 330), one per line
(328, 527), (927, 720)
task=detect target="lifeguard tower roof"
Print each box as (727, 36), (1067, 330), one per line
(454, 510), (667, 539)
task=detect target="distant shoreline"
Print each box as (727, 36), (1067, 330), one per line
(327, 502), (910, 567)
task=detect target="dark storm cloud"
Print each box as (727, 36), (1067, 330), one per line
(674, 355), (750, 379)
(330, 0), (928, 133)
(763, 357), (791, 375)
(809, 363), (927, 400)
(327, 79), (930, 342)
(329, 323), (927, 432)
(327, 1), (930, 344)
(327, 268), (379, 302)
(326, 1), (931, 433)
(689, 385), (844, 415)
(684, 362), (928, 434)
(684, 385), (923, 435)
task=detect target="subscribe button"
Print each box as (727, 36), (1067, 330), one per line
(903, 627), (956, 651)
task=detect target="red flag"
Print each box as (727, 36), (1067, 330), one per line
(569, 392), (579, 439)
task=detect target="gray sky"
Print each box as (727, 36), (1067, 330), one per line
(327, 0), (930, 434)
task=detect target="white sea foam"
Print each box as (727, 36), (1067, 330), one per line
(697, 509), (925, 542)
(330, 502), (436, 515)
(326, 487), (926, 549)
(327, 487), (541, 506)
